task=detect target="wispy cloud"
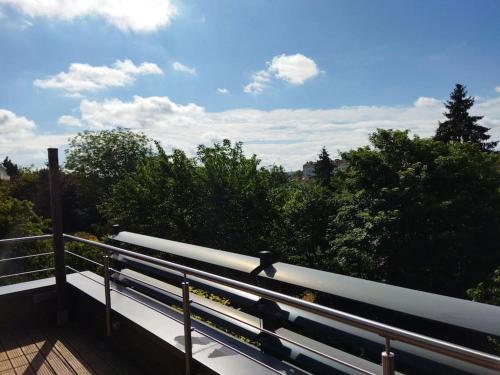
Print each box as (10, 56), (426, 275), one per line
(4, 96), (499, 170)
(58, 115), (82, 127)
(245, 53), (319, 94)
(172, 62), (197, 76)
(46, 95), (499, 169)
(0, 0), (177, 33)
(217, 88), (229, 94)
(244, 70), (271, 94)
(0, 108), (69, 164)
(34, 59), (163, 96)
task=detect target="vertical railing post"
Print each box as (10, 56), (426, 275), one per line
(382, 337), (395, 375)
(48, 148), (67, 325)
(182, 281), (193, 375)
(103, 255), (112, 337)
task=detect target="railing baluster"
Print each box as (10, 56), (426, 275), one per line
(103, 255), (112, 337)
(382, 337), (395, 375)
(182, 281), (193, 375)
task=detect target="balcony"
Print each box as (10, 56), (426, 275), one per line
(1, 149), (500, 374)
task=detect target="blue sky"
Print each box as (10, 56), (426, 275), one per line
(0, 0), (499, 169)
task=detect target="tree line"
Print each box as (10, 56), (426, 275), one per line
(1, 84), (499, 304)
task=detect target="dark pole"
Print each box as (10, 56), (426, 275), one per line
(48, 148), (68, 325)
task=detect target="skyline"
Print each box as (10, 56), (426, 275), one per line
(1, 0), (499, 169)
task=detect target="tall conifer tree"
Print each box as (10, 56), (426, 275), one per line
(314, 147), (334, 186)
(435, 84), (498, 150)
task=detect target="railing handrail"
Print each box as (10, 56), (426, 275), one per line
(2, 233), (500, 372)
(62, 233), (500, 372)
(0, 234), (53, 246)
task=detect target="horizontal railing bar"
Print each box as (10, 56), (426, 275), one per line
(75, 265), (368, 375)
(66, 266), (105, 286)
(109, 268), (182, 300)
(0, 252), (52, 263)
(63, 234), (500, 372)
(0, 267), (55, 279)
(66, 251), (104, 268)
(0, 235), (52, 245)
(190, 299), (375, 375)
(111, 285), (185, 325)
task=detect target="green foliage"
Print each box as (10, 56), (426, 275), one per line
(467, 269), (500, 306)
(0, 189), (48, 238)
(7, 168), (96, 233)
(435, 84), (498, 150)
(102, 140), (287, 256)
(0, 190), (51, 286)
(65, 128), (154, 233)
(328, 129), (500, 296)
(270, 181), (334, 266)
(314, 147), (335, 186)
(2, 157), (19, 177)
(65, 128), (153, 198)
(3, 111), (500, 302)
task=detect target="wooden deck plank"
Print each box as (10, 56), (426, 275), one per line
(1, 325), (143, 375)
(43, 330), (95, 375)
(26, 327), (75, 375)
(10, 330), (54, 375)
(23, 352), (55, 375)
(63, 327), (142, 375)
(56, 329), (119, 375)
(0, 360), (13, 372)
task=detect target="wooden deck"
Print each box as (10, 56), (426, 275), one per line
(0, 325), (143, 375)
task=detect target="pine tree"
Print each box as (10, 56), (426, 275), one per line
(314, 147), (334, 186)
(435, 84), (498, 150)
(2, 157), (19, 177)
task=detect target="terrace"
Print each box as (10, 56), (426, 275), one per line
(1, 149), (500, 375)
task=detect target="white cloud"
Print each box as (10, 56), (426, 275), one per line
(58, 115), (82, 127)
(244, 70), (271, 94)
(0, 0), (177, 33)
(50, 95), (499, 170)
(34, 59), (163, 95)
(245, 53), (319, 94)
(217, 88), (229, 94)
(172, 62), (197, 76)
(4, 95), (500, 169)
(495, 86), (500, 93)
(0, 109), (69, 165)
(268, 54), (319, 85)
(414, 97), (441, 107)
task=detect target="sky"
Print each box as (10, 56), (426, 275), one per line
(0, 0), (499, 170)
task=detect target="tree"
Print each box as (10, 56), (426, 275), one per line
(467, 268), (500, 307)
(102, 139), (287, 255)
(8, 168), (96, 233)
(435, 84), (498, 150)
(269, 181), (334, 267)
(328, 129), (500, 297)
(0, 190), (48, 239)
(314, 147), (335, 186)
(2, 157), (19, 177)
(65, 129), (153, 198)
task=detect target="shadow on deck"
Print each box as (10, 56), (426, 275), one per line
(0, 324), (142, 375)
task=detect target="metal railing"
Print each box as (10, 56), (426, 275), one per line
(62, 234), (500, 375)
(0, 236), (54, 281)
(2, 233), (500, 375)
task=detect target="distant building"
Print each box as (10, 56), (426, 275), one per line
(302, 161), (315, 179)
(0, 165), (9, 181)
(333, 159), (349, 171)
